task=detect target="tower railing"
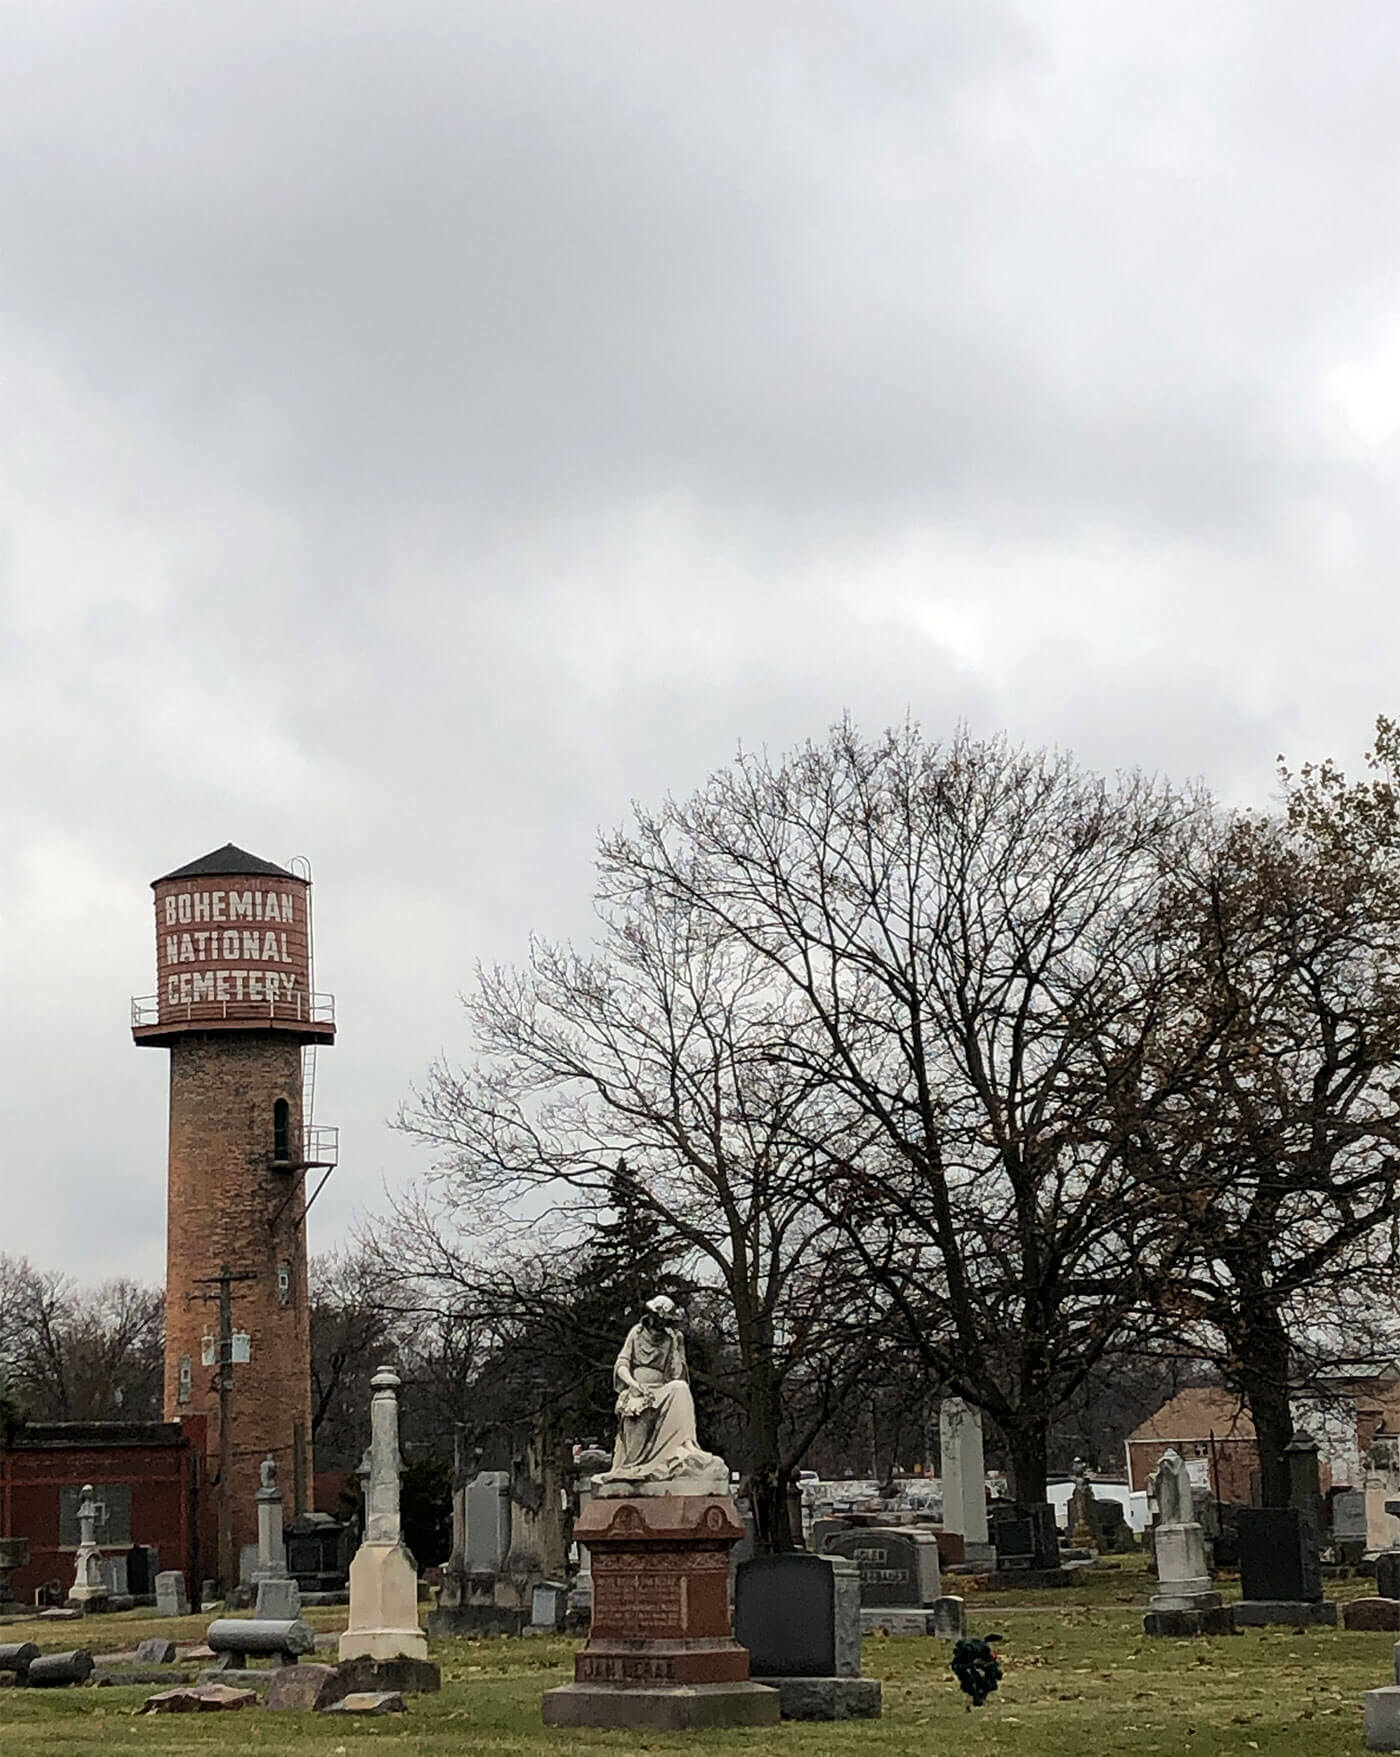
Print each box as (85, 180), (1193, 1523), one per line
(131, 991), (336, 1028)
(302, 1124), (339, 1168)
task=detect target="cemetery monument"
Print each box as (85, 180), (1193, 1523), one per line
(939, 1398), (993, 1568)
(1142, 1449), (1230, 1636)
(339, 1365), (430, 1665)
(67, 1486), (109, 1610)
(542, 1296), (779, 1729)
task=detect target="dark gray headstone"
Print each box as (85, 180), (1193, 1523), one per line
(1377, 1552), (1400, 1601)
(1237, 1507), (1321, 1603)
(820, 1528), (940, 1607)
(126, 1544), (157, 1597)
(990, 1502), (1059, 1571)
(735, 1554), (861, 1677)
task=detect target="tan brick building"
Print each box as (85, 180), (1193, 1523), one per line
(1124, 1387), (1260, 1506)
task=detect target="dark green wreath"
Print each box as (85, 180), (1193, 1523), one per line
(951, 1635), (1003, 1707)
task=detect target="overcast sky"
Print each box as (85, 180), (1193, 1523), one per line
(3, 1), (1398, 1284)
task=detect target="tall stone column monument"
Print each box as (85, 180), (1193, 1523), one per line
(940, 1398), (993, 1569)
(67, 1486), (109, 1609)
(339, 1366), (428, 1663)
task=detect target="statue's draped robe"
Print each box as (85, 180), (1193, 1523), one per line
(601, 1321), (721, 1483)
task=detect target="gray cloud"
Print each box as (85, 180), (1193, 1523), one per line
(0, 1), (1397, 1278)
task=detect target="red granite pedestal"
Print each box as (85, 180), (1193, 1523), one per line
(541, 1494), (779, 1729)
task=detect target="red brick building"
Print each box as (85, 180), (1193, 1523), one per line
(0, 1419), (213, 1605)
(1124, 1387), (1260, 1506)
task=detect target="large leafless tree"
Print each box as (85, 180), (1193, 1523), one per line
(607, 722), (1209, 1502)
(399, 880), (884, 1548)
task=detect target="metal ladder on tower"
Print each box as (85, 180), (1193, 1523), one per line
(289, 856), (319, 1157)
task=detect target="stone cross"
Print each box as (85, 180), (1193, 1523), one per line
(365, 1364), (405, 1544)
(68, 1484), (109, 1605)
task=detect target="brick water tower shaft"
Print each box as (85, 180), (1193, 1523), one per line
(132, 844), (336, 1591)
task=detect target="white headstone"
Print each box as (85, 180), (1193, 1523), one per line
(1146, 1449), (1220, 1614)
(940, 1399), (992, 1565)
(154, 1570), (190, 1617)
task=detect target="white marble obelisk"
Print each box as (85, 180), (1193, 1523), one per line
(940, 1399), (993, 1568)
(339, 1365), (428, 1661)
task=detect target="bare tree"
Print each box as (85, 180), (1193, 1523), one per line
(1130, 721), (1400, 1503)
(607, 721), (1206, 1502)
(398, 881), (883, 1548)
(0, 1257), (163, 1422)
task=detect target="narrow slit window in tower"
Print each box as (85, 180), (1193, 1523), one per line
(273, 1097), (291, 1163)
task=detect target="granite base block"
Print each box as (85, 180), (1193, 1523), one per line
(542, 1681), (781, 1729)
(265, 1664), (345, 1712)
(860, 1609), (932, 1636)
(1347, 1599), (1400, 1632)
(1231, 1600), (1338, 1629)
(426, 1605), (526, 1639)
(771, 1677), (882, 1720)
(1143, 1607), (1237, 1637)
(335, 1654), (441, 1696)
(1366, 1685), (1400, 1751)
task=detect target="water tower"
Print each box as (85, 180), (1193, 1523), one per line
(132, 844), (336, 1588)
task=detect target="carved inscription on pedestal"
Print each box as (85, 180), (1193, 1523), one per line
(591, 1553), (686, 1637)
(577, 1653), (679, 1683)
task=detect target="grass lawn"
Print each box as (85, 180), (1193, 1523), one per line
(0, 1570), (1390, 1755)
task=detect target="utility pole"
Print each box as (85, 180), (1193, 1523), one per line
(192, 1263), (258, 1594)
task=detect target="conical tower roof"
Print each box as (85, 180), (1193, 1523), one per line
(155, 843), (296, 884)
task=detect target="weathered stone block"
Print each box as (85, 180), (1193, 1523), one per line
(1143, 1606), (1237, 1637)
(323, 1691), (406, 1714)
(734, 1554), (860, 1678)
(337, 1542), (427, 1663)
(334, 1654), (441, 1696)
(142, 1684), (256, 1712)
(154, 1571), (190, 1618)
(1366, 1684), (1400, 1751)
(1346, 1599), (1400, 1632)
(542, 1681), (780, 1729)
(136, 1638), (177, 1664)
(265, 1663), (345, 1712)
(1231, 1599), (1337, 1628)
(770, 1676), (882, 1720)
